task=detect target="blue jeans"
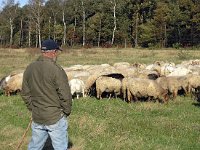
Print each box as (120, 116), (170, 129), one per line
(28, 116), (68, 150)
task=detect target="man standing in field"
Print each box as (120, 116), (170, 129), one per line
(21, 39), (72, 150)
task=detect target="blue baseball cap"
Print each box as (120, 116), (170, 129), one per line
(41, 39), (62, 51)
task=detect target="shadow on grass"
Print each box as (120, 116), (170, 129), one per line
(192, 102), (200, 107)
(42, 135), (73, 150)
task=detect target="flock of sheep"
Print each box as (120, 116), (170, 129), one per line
(1, 59), (200, 103)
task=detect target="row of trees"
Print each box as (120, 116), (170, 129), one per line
(0, 0), (200, 48)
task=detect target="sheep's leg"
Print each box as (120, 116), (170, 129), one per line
(96, 88), (100, 99)
(99, 91), (102, 99)
(123, 89), (126, 102)
(115, 92), (118, 99)
(108, 93), (112, 99)
(172, 91), (175, 99)
(188, 85), (191, 94)
(163, 90), (169, 103)
(127, 89), (132, 103)
(6, 91), (10, 96)
(164, 94), (169, 103)
(192, 87), (199, 99)
(173, 90), (178, 99)
(77, 94), (79, 99)
(183, 87), (188, 96)
(147, 96), (151, 102)
(188, 85), (196, 99)
(82, 89), (85, 97)
(134, 95), (138, 102)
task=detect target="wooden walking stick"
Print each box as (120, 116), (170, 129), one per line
(16, 117), (32, 150)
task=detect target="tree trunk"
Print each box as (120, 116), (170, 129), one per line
(72, 17), (77, 47)
(37, 16), (41, 48)
(98, 18), (101, 47)
(28, 21), (31, 47)
(164, 23), (167, 47)
(111, 0), (116, 45)
(19, 18), (23, 47)
(135, 12), (138, 48)
(124, 38), (127, 48)
(35, 23), (38, 48)
(48, 17), (51, 39)
(178, 24), (181, 44)
(63, 11), (66, 45)
(9, 18), (13, 48)
(191, 22), (194, 46)
(28, 0), (43, 48)
(38, 25), (41, 48)
(53, 18), (56, 41)
(82, 0), (86, 47)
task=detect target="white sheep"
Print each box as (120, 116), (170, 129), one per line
(167, 67), (192, 76)
(69, 78), (85, 99)
(96, 76), (122, 99)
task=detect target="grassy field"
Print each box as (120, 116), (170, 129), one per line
(0, 48), (200, 150)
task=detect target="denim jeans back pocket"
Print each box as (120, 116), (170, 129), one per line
(46, 117), (67, 131)
(32, 121), (45, 130)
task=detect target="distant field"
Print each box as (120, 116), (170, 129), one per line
(0, 48), (200, 150)
(1, 47), (200, 77)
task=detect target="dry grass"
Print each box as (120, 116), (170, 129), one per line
(1, 47), (200, 78)
(0, 125), (31, 150)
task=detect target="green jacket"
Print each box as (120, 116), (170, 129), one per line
(21, 55), (72, 125)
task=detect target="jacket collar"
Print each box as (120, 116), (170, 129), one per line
(37, 55), (55, 62)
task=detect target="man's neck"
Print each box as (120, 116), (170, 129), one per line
(42, 52), (54, 58)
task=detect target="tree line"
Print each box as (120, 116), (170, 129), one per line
(0, 0), (199, 49)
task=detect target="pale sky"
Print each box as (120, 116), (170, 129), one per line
(0, 0), (27, 10)
(18, 0), (28, 6)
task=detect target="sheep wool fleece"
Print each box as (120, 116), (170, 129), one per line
(21, 55), (72, 125)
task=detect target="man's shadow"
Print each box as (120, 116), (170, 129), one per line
(42, 135), (73, 150)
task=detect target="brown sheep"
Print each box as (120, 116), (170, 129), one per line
(156, 76), (188, 99)
(126, 77), (169, 103)
(186, 74), (200, 94)
(4, 72), (23, 96)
